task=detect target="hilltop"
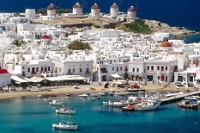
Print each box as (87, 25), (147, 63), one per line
(31, 17), (198, 36)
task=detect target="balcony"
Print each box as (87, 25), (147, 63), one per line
(101, 71), (108, 73)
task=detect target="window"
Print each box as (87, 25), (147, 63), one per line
(68, 69), (71, 73)
(112, 67), (114, 71)
(73, 69), (75, 72)
(48, 66), (50, 71)
(137, 68), (139, 72)
(165, 66), (168, 70)
(28, 68), (30, 72)
(151, 66), (154, 71)
(147, 66), (149, 70)
(157, 66), (159, 70)
(80, 68), (82, 72)
(116, 67), (118, 71)
(23, 67), (24, 69)
(41, 67), (43, 72)
(36, 67), (38, 72)
(161, 66), (164, 71)
(120, 67), (122, 71)
(133, 68), (135, 72)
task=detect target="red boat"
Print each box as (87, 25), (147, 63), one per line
(122, 104), (135, 111)
(177, 100), (198, 109)
(50, 94), (57, 97)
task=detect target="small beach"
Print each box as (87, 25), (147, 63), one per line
(0, 83), (196, 100)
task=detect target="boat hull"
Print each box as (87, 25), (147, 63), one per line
(56, 110), (76, 114)
(134, 103), (160, 111)
(52, 124), (78, 130)
(177, 103), (198, 109)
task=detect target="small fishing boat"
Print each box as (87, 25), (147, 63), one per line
(56, 107), (76, 114)
(177, 100), (198, 109)
(78, 94), (88, 98)
(103, 100), (129, 107)
(56, 100), (76, 114)
(98, 92), (106, 96)
(184, 96), (200, 101)
(134, 100), (161, 111)
(37, 95), (43, 98)
(122, 104), (135, 111)
(49, 100), (63, 106)
(52, 115), (78, 130)
(43, 97), (53, 101)
(50, 94), (57, 97)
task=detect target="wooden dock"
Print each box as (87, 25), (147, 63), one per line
(160, 90), (200, 104)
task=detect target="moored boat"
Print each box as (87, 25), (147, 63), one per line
(78, 94), (88, 98)
(56, 107), (76, 114)
(43, 97), (53, 101)
(177, 100), (198, 109)
(52, 115), (78, 130)
(134, 100), (161, 111)
(49, 100), (63, 106)
(103, 100), (129, 107)
(122, 104), (135, 111)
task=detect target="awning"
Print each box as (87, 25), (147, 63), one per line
(25, 77), (44, 82)
(110, 74), (122, 79)
(11, 76), (29, 83)
(195, 76), (200, 80)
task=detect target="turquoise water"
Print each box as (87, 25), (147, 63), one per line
(0, 95), (200, 133)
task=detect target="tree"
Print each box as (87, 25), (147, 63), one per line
(11, 40), (26, 47)
(67, 41), (92, 50)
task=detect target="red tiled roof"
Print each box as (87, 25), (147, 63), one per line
(42, 35), (50, 39)
(160, 41), (172, 47)
(0, 69), (9, 74)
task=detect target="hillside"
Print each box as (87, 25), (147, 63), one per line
(116, 19), (152, 34)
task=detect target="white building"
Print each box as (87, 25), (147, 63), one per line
(53, 59), (93, 80)
(145, 58), (176, 83)
(91, 3), (100, 17)
(127, 6), (136, 19)
(0, 69), (11, 88)
(128, 58), (145, 80)
(110, 3), (119, 18)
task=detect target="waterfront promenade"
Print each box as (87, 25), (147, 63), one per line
(0, 81), (197, 100)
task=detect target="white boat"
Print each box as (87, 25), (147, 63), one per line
(56, 107), (76, 114)
(87, 96), (96, 101)
(37, 95), (43, 98)
(56, 100), (76, 114)
(134, 100), (161, 111)
(185, 96), (200, 101)
(115, 92), (128, 96)
(78, 94), (88, 98)
(98, 92), (106, 96)
(52, 116), (78, 130)
(43, 97), (53, 101)
(103, 100), (129, 107)
(49, 100), (63, 106)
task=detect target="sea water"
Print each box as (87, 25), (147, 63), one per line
(0, 95), (200, 133)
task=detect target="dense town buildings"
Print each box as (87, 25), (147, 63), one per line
(0, 2), (199, 89)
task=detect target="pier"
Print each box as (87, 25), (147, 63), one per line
(160, 90), (200, 104)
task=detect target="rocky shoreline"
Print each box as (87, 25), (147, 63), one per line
(144, 19), (199, 36)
